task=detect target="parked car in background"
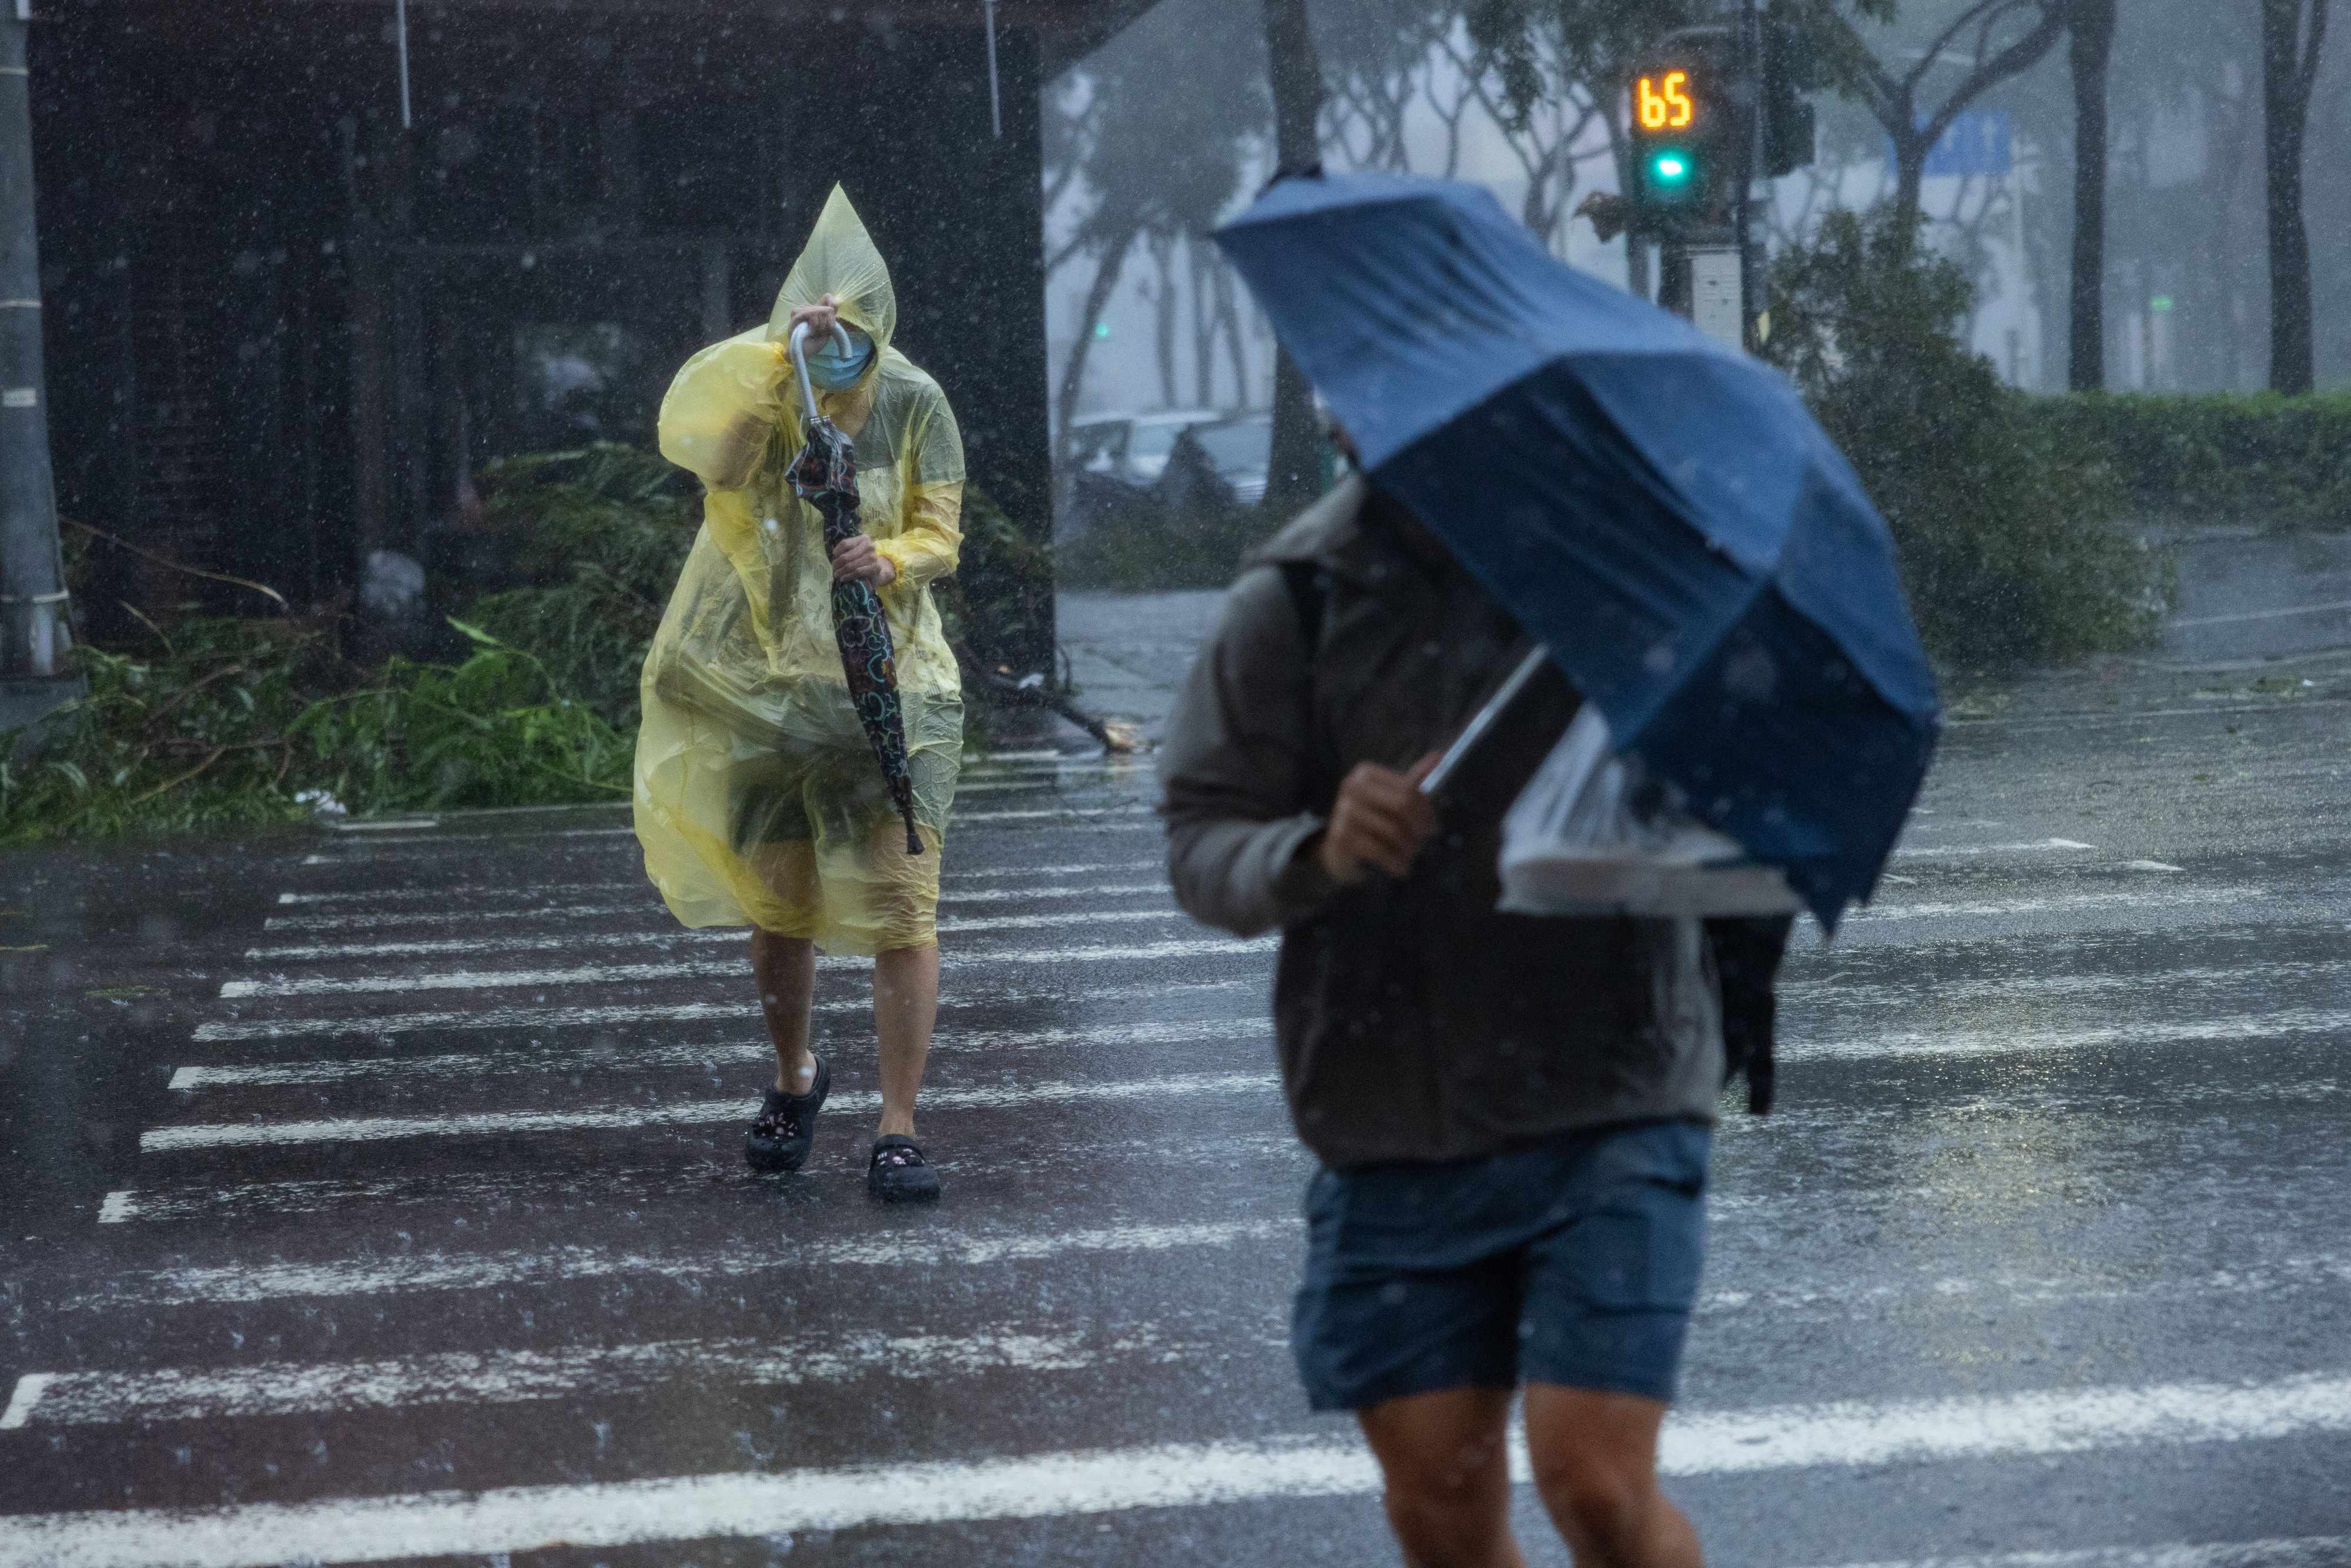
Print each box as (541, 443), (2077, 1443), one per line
(1067, 408), (1224, 488)
(1180, 414), (1272, 507)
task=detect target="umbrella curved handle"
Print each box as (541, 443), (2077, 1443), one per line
(787, 320), (856, 421)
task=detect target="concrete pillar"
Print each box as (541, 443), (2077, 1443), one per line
(0, 6), (81, 736)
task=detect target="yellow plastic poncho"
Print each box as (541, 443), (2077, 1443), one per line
(635, 185), (965, 954)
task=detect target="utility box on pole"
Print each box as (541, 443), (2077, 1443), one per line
(0, 0), (78, 745)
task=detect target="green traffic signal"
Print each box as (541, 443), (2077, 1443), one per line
(1645, 146), (1699, 206)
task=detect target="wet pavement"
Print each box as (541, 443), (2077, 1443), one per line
(3, 585), (2350, 1567)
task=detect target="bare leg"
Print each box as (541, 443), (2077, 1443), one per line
(872, 942), (939, 1139)
(1522, 1385), (1702, 1568)
(750, 930), (818, 1094)
(1355, 1387), (1526, 1568)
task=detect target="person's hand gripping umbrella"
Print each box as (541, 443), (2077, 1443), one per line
(785, 320), (925, 856)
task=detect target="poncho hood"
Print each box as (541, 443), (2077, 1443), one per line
(768, 184), (897, 369)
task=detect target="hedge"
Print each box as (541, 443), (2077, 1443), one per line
(2031, 391), (2351, 531)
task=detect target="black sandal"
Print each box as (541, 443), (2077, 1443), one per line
(868, 1134), (941, 1202)
(745, 1055), (830, 1172)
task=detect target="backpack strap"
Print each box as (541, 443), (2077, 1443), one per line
(1706, 914), (1794, 1115)
(1278, 559), (1327, 655)
(1277, 560), (1337, 812)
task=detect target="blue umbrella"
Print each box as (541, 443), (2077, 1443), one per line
(1214, 170), (1939, 929)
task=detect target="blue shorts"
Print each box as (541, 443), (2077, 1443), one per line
(1292, 1119), (1710, 1412)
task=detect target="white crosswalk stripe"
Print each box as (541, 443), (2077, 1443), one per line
(2, 1319), (1276, 1429)
(217, 936), (1270, 999)
(62, 1218), (1294, 1310)
(166, 1017), (1270, 1090)
(239, 902), (1183, 962)
(188, 974), (1258, 1042)
(135, 1070), (1281, 1152)
(6, 1377), (2351, 1567)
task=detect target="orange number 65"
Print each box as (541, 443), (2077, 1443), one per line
(1637, 71), (1695, 130)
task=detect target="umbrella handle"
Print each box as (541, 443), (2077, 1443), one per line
(786, 319), (856, 422)
(1420, 645), (1550, 798)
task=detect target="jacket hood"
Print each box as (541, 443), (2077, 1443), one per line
(1244, 473), (1371, 574)
(768, 185), (897, 366)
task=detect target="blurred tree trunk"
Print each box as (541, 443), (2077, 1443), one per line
(1262, 0), (1325, 508)
(1216, 262), (1253, 410)
(2065, 0), (2115, 391)
(1051, 231), (1137, 511)
(1188, 237), (1217, 406)
(2262, 0), (2330, 394)
(1148, 233), (1180, 408)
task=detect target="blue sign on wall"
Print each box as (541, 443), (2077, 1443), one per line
(1888, 109), (2014, 177)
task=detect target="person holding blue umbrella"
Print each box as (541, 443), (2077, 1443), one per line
(1161, 170), (1937, 1568)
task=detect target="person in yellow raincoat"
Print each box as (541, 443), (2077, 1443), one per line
(638, 186), (962, 1201)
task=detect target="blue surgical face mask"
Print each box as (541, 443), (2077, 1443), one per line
(808, 327), (876, 391)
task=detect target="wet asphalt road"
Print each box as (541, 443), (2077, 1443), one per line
(4, 596), (2351, 1566)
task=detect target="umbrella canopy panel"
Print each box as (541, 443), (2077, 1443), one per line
(1216, 172), (1939, 926)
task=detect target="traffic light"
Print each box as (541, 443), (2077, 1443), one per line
(1627, 28), (1738, 226)
(1761, 19), (1820, 178)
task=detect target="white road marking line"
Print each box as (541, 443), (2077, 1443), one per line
(943, 881), (1166, 905)
(1656, 1372), (2351, 1473)
(1785, 957), (2350, 1006)
(940, 906), (1174, 933)
(190, 977), (1257, 1042)
(1891, 837), (2096, 859)
(955, 803), (1156, 823)
(1694, 1254), (2351, 1322)
(1848, 887), (2260, 923)
(69, 1217), (1292, 1309)
(275, 880), (631, 906)
(138, 1070), (1280, 1151)
(0, 1372), (53, 1430)
(2172, 595), (2351, 628)
(1800, 1537), (2351, 1568)
(167, 1017), (1268, 1090)
(0, 1322), (1265, 1429)
(307, 826), (637, 857)
(219, 938), (1267, 1000)
(11, 1377), (2351, 1567)
(2125, 859), (2185, 873)
(93, 1134), (1311, 1226)
(956, 779), (1146, 795)
(260, 883), (1172, 932)
(241, 904), (1181, 963)
(1783, 1006), (2351, 1064)
(945, 860), (1158, 880)
(264, 901), (648, 933)
(95, 1191), (136, 1225)
(271, 860), (1159, 907)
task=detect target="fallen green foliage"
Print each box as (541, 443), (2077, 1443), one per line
(462, 443), (701, 732)
(1768, 209), (2174, 668)
(0, 615), (324, 842)
(287, 621), (631, 816)
(2030, 391), (2351, 531)
(2, 618), (627, 844)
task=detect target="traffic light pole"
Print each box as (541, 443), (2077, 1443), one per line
(0, 1), (78, 746)
(1634, 4), (1759, 356)
(1735, 0), (1766, 354)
